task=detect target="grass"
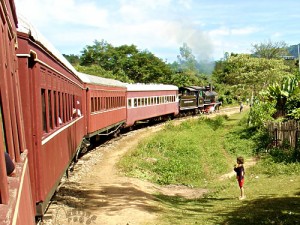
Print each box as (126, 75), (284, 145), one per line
(118, 111), (300, 224)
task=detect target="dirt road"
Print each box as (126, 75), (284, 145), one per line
(43, 107), (246, 225)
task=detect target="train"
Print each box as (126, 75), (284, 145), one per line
(0, 2), (221, 224)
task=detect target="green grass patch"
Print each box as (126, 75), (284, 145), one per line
(119, 112), (254, 186)
(118, 111), (300, 224)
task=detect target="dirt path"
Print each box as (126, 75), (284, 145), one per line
(43, 106), (252, 225)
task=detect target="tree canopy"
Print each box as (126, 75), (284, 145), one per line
(213, 53), (293, 100)
(251, 40), (289, 59)
(79, 40), (173, 84)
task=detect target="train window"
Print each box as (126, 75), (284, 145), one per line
(54, 91), (58, 126)
(41, 89), (46, 132)
(59, 92), (63, 124)
(100, 97), (103, 110)
(106, 96), (109, 110)
(63, 93), (67, 122)
(95, 97), (98, 112)
(58, 92), (61, 124)
(141, 98), (144, 106)
(64, 93), (67, 122)
(127, 99), (131, 108)
(65, 93), (68, 122)
(71, 95), (76, 119)
(99, 97), (102, 111)
(97, 97), (101, 111)
(134, 98), (137, 107)
(70, 95), (72, 120)
(91, 97), (94, 112)
(61, 93), (65, 123)
(67, 94), (70, 121)
(48, 90), (53, 130)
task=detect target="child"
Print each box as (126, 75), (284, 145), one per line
(234, 156), (245, 200)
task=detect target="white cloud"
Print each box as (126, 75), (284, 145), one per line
(209, 26), (260, 37)
(231, 27), (260, 35)
(16, 0), (109, 28)
(15, 0), (300, 62)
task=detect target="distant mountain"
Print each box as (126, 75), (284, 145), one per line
(288, 45), (299, 58)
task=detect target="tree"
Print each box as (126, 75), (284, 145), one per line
(220, 54), (292, 94)
(63, 54), (80, 65)
(261, 76), (299, 118)
(79, 39), (173, 84)
(169, 43), (209, 87)
(251, 40), (289, 59)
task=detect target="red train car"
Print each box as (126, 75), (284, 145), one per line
(16, 16), (86, 216)
(0, 1), (35, 225)
(126, 84), (179, 127)
(77, 72), (127, 140)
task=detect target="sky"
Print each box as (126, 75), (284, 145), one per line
(14, 0), (300, 62)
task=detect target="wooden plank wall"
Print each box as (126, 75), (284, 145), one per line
(266, 120), (300, 148)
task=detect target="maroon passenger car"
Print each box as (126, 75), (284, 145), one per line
(0, 2), (35, 225)
(16, 16), (86, 216)
(77, 72), (127, 140)
(126, 84), (179, 127)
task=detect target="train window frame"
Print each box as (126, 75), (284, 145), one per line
(54, 91), (58, 127)
(127, 98), (131, 108)
(91, 97), (94, 113)
(98, 96), (100, 111)
(134, 98), (137, 107)
(48, 90), (53, 130)
(41, 89), (47, 133)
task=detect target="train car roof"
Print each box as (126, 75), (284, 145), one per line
(189, 86), (206, 90)
(126, 83), (178, 91)
(179, 86), (197, 92)
(17, 14), (78, 75)
(76, 72), (126, 87)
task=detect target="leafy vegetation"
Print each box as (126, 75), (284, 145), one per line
(64, 38), (300, 124)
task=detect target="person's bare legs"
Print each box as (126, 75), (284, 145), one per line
(239, 187), (245, 200)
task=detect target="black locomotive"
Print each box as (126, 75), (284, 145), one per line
(179, 85), (221, 115)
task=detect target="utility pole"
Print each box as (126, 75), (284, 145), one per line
(298, 44), (300, 72)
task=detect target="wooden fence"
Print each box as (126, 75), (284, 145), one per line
(266, 120), (300, 148)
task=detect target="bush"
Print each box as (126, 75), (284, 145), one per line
(248, 100), (276, 128)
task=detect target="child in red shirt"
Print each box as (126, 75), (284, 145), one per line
(234, 156), (245, 200)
